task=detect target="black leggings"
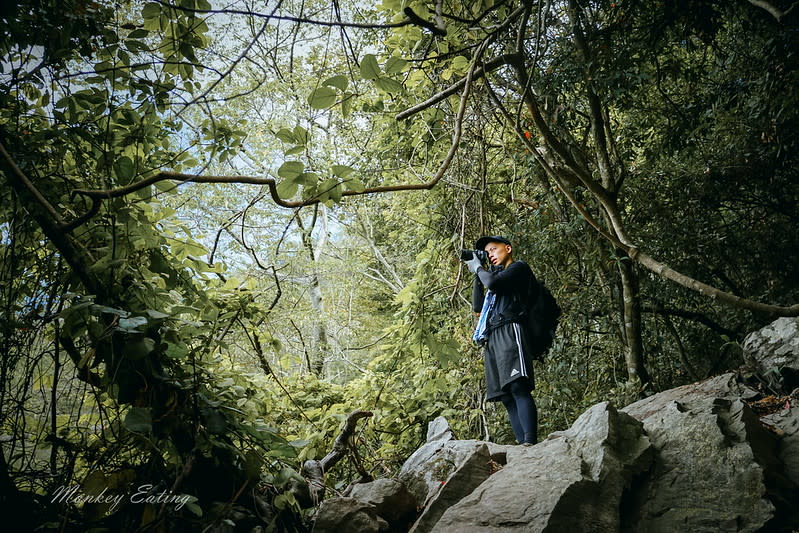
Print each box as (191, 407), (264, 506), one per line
(500, 380), (537, 444)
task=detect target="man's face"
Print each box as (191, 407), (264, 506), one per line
(483, 241), (512, 268)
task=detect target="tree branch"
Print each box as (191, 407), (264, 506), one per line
(747, 0), (798, 23)
(0, 137), (102, 297)
(294, 409), (373, 507)
(71, 170), (440, 208)
(155, 0), (442, 32)
(395, 53), (522, 120)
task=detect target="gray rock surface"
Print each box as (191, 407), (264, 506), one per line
(316, 318), (799, 532)
(312, 497), (388, 533)
(762, 404), (799, 487)
(622, 396), (778, 532)
(409, 443), (493, 533)
(431, 402), (651, 532)
(398, 438), (510, 508)
(348, 478), (416, 526)
(743, 317), (799, 391)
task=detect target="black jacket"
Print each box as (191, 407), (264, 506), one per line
(472, 260), (537, 330)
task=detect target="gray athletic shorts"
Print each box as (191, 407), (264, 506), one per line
(484, 322), (535, 401)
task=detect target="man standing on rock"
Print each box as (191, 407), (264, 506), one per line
(465, 236), (538, 445)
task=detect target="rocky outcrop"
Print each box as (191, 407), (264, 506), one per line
(312, 497), (388, 533)
(397, 416), (510, 509)
(313, 318), (799, 532)
(348, 478), (416, 530)
(622, 393), (780, 531)
(742, 317), (799, 391)
(432, 401), (652, 532)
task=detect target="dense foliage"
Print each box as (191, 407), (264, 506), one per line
(1, 0), (797, 530)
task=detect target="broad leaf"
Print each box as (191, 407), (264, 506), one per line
(375, 76), (403, 95)
(323, 75), (349, 91)
(124, 407), (152, 433)
(360, 54), (381, 80)
(276, 179), (299, 199)
(385, 56), (407, 75)
(308, 87), (337, 109)
(277, 160), (304, 179)
(331, 164), (355, 178)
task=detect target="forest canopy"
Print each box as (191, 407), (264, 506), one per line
(1, 0), (798, 530)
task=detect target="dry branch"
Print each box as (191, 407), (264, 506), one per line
(292, 409), (373, 507)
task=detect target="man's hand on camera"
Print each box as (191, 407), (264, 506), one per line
(465, 255), (483, 274)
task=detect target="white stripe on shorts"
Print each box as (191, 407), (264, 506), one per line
(512, 322), (527, 378)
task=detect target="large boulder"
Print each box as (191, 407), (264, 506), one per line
(742, 317), (799, 392)
(431, 402), (652, 532)
(312, 497), (388, 533)
(318, 318), (799, 532)
(348, 478), (416, 529)
(622, 396), (780, 532)
(409, 443), (493, 533)
(762, 404), (799, 500)
(397, 417), (510, 509)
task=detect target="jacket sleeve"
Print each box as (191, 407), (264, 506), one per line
(476, 261), (531, 294)
(472, 275), (484, 313)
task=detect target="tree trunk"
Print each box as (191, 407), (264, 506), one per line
(296, 208), (330, 378)
(616, 251), (649, 385)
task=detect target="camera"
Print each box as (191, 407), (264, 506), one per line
(460, 249), (487, 262)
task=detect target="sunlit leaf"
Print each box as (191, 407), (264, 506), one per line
(277, 179), (299, 198)
(331, 164), (355, 178)
(360, 54), (381, 80)
(374, 76), (403, 94)
(308, 87), (337, 109)
(385, 56), (407, 75)
(323, 75), (349, 91)
(277, 161), (304, 179)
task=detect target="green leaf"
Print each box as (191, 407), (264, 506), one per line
(331, 164), (355, 178)
(308, 87), (337, 109)
(154, 180), (178, 193)
(118, 316), (148, 332)
(284, 145), (305, 156)
(275, 128), (295, 144)
(341, 94), (352, 118)
(384, 56), (407, 75)
(374, 76), (403, 94)
(360, 54), (381, 80)
(141, 3), (161, 20)
(343, 178), (366, 192)
(323, 75), (349, 91)
(277, 161), (304, 179)
(124, 407), (152, 433)
(292, 125), (309, 144)
(127, 337), (156, 359)
(128, 29), (149, 39)
(328, 181), (343, 203)
(113, 156), (135, 180)
(91, 305), (130, 317)
(299, 172), (319, 186)
(451, 55), (469, 71)
(276, 179), (299, 199)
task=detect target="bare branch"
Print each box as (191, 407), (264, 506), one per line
(395, 53), (523, 120)
(71, 170), (440, 209)
(155, 0), (440, 32)
(747, 0), (798, 23)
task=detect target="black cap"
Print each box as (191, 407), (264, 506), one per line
(475, 236), (511, 250)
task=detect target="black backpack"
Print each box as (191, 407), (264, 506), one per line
(524, 277), (561, 360)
